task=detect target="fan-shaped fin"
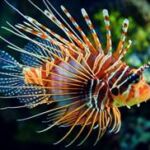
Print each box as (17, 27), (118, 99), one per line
(0, 50), (23, 95)
(21, 38), (62, 67)
(0, 50), (49, 108)
(17, 86), (48, 107)
(0, 50), (22, 73)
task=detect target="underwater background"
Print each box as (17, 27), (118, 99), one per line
(0, 0), (150, 150)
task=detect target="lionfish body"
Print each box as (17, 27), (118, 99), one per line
(0, 0), (150, 146)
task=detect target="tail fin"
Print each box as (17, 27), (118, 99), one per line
(0, 50), (47, 108)
(0, 50), (23, 95)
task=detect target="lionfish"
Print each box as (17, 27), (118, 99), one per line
(0, 0), (150, 147)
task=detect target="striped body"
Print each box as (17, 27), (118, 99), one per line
(0, 0), (150, 147)
(23, 53), (135, 109)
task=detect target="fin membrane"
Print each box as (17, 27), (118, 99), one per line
(0, 50), (23, 94)
(0, 50), (48, 107)
(21, 38), (62, 67)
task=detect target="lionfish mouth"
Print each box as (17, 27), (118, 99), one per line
(0, 0), (149, 147)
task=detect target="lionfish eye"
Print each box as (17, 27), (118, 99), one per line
(111, 87), (119, 96)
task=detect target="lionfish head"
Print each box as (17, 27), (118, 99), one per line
(113, 63), (150, 108)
